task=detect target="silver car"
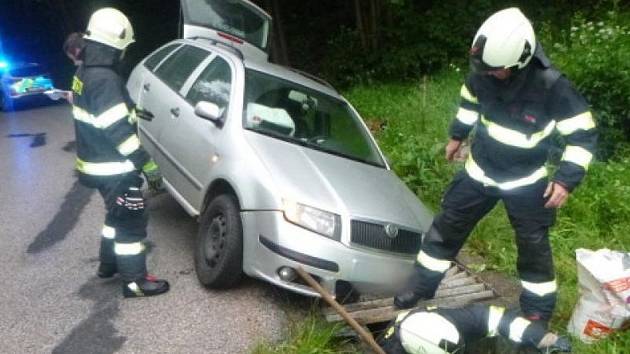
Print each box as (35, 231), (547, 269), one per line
(127, 0), (432, 298)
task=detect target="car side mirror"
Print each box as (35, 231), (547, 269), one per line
(194, 101), (223, 127)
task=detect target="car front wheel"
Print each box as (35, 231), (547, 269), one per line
(195, 194), (243, 288)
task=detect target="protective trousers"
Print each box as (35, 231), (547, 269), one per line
(97, 173), (148, 282)
(379, 304), (564, 354)
(411, 171), (557, 321)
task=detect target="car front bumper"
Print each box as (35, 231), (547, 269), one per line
(242, 210), (416, 298)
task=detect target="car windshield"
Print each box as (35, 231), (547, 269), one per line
(243, 69), (385, 168)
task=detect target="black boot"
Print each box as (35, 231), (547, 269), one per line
(98, 237), (118, 278)
(123, 275), (170, 298)
(394, 291), (425, 309)
(117, 246), (169, 298)
(97, 262), (118, 278)
(394, 263), (446, 309)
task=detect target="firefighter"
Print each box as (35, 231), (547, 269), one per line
(394, 7), (597, 324)
(379, 304), (572, 354)
(72, 8), (169, 297)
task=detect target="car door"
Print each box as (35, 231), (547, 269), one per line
(140, 44), (210, 188)
(132, 43), (181, 157)
(158, 53), (234, 209)
(180, 0), (271, 61)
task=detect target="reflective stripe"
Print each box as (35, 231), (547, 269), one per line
(127, 282), (143, 296)
(487, 306), (505, 337)
(556, 112), (595, 135)
(72, 103), (129, 129)
(465, 156), (547, 190)
(102, 225), (115, 239)
(480, 116), (556, 149)
(521, 279), (557, 297)
(399, 312), (458, 354)
(128, 109), (139, 125)
(562, 145), (593, 169)
(417, 251), (451, 272)
(76, 158), (136, 176)
(98, 103), (130, 128)
(117, 134), (141, 156)
(508, 317), (530, 343)
(456, 107), (479, 125)
(460, 85), (478, 104)
(114, 242), (145, 256)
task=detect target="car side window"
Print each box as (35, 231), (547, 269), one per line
(185, 56), (232, 112)
(154, 45), (209, 92)
(143, 44), (180, 72)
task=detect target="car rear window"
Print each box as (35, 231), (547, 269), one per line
(144, 44), (181, 72)
(154, 45), (209, 92)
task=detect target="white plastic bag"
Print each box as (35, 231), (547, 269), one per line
(567, 248), (630, 343)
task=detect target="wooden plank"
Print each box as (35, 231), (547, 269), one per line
(443, 265), (459, 278)
(324, 283), (487, 315)
(438, 276), (477, 288)
(442, 271), (467, 282)
(325, 290), (494, 324)
(325, 290), (495, 324)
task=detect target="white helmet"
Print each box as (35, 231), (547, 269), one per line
(85, 8), (135, 50)
(470, 8), (536, 73)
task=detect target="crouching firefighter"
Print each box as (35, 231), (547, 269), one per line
(379, 304), (572, 354)
(395, 7), (597, 324)
(72, 8), (168, 298)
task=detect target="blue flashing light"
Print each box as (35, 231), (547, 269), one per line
(0, 60), (8, 70)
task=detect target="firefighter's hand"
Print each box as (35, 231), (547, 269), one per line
(445, 139), (464, 162)
(544, 182), (569, 208)
(142, 160), (164, 193)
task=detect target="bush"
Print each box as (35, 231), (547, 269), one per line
(541, 9), (630, 157)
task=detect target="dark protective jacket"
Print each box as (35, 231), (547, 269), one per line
(71, 41), (149, 187)
(449, 44), (597, 191)
(380, 304), (551, 354)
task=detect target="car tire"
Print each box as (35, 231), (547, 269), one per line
(195, 194), (243, 288)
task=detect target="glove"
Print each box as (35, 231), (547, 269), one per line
(537, 333), (572, 353)
(114, 186), (145, 217)
(142, 160), (164, 193)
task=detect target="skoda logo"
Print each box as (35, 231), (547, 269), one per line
(384, 224), (399, 239)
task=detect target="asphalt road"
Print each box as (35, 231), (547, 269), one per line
(0, 103), (288, 354)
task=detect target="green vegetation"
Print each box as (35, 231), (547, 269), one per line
(539, 8), (630, 157)
(252, 311), (359, 354)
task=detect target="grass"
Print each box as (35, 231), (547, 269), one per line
(252, 309), (360, 354)
(254, 69), (630, 353)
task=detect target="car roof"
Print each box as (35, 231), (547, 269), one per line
(180, 38), (340, 99)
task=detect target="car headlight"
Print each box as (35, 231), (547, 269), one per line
(282, 199), (341, 240)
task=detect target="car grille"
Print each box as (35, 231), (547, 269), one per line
(350, 220), (422, 254)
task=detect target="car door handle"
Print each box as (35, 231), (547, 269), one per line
(170, 107), (180, 117)
(143, 83), (151, 92)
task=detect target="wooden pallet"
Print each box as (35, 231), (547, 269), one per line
(323, 263), (496, 326)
